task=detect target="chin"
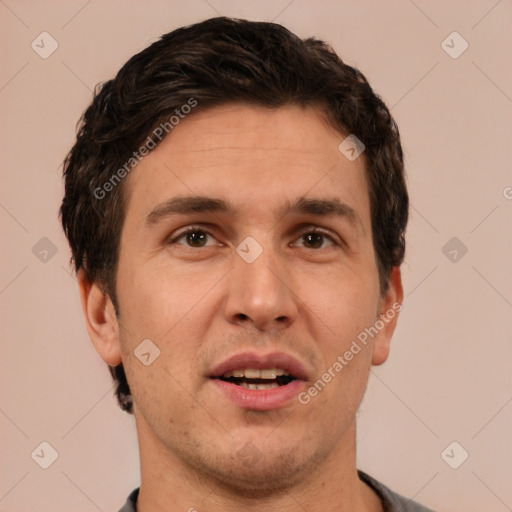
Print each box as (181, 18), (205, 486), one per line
(192, 439), (325, 497)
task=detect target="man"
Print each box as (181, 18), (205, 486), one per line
(60, 17), (433, 512)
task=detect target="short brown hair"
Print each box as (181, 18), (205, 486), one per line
(60, 17), (408, 413)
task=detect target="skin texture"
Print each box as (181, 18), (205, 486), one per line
(79, 104), (403, 512)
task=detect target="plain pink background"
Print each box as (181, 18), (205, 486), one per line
(1, 1), (511, 510)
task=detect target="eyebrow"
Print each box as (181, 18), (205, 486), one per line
(145, 195), (362, 230)
(145, 196), (233, 225)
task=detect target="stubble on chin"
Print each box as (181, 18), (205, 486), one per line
(171, 433), (329, 499)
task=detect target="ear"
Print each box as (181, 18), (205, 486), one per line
(77, 270), (122, 366)
(372, 266), (404, 366)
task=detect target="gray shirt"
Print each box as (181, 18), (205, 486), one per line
(119, 470), (435, 511)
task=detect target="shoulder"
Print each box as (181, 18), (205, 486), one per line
(358, 470), (436, 512)
(118, 477), (435, 512)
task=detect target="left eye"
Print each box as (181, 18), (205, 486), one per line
(292, 231), (336, 249)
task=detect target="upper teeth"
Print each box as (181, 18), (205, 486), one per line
(222, 368), (289, 379)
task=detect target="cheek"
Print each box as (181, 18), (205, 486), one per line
(301, 269), (379, 406)
(115, 265), (208, 421)
(115, 259), (225, 404)
(124, 354), (204, 441)
(117, 258), (223, 341)
(304, 266), (380, 337)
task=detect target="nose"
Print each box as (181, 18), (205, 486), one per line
(222, 241), (298, 331)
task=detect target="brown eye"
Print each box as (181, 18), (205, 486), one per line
(302, 232), (324, 249)
(292, 230), (335, 250)
(171, 227), (217, 248)
(185, 230), (208, 247)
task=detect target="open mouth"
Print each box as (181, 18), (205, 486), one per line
(218, 368), (296, 390)
(209, 352), (307, 410)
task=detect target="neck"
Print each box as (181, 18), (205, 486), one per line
(134, 416), (382, 512)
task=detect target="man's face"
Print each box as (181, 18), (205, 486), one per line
(111, 104), (400, 489)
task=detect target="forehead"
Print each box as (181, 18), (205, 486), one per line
(122, 103), (370, 227)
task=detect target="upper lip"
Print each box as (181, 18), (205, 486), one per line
(209, 351), (309, 381)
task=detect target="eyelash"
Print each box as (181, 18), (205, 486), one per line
(169, 225), (339, 249)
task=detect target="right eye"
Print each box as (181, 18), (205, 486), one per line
(169, 226), (221, 248)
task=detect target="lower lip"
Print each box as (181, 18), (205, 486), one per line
(210, 379), (305, 411)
